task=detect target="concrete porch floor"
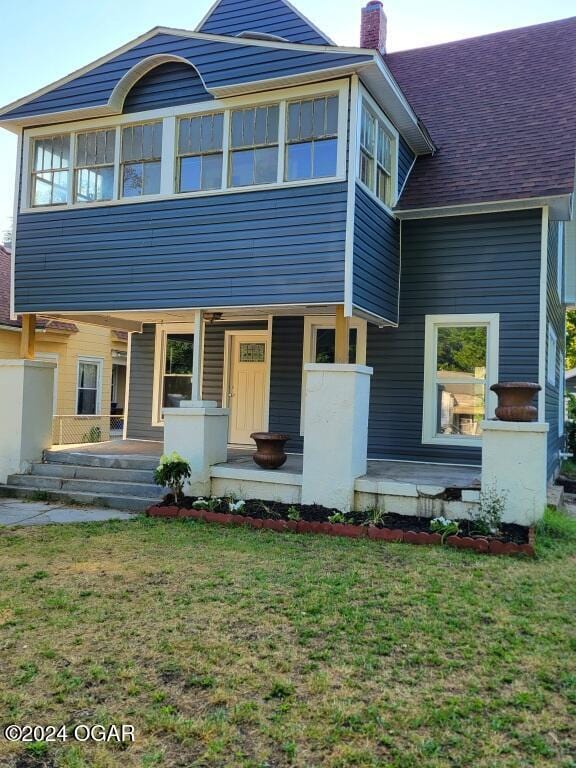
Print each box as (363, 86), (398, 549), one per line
(47, 440), (481, 490)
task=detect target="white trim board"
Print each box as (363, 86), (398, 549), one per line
(396, 195), (572, 222)
(152, 322), (196, 427)
(538, 207), (549, 421)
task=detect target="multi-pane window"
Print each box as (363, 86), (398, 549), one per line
(359, 103), (394, 206)
(285, 95), (338, 181)
(229, 105), (279, 187)
(178, 113), (224, 193)
(162, 334), (195, 408)
(31, 135), (70, 206)
(121, 122), (162, 197)
(75, 129), (115, 202)
(76, 360), (101, 415)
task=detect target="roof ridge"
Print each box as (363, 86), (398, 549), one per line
(387, 14), (576, 58)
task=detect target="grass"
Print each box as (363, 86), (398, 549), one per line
(0, 510), (574, 768)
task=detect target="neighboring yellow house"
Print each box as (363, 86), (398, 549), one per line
(0, 244), (127, 444)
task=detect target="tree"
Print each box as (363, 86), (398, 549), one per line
(566, 310), (576, 370)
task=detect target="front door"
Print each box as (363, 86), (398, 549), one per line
(227, 333), (268, 445)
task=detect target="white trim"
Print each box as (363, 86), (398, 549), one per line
(344, 76), (360, 317)
(276, 100), (287, 183)
(547, 324), (557, 387)
(559, 339), (565, 438)
(352, 303), (397, 327)
(76, 356), (104, 415)
(300, 314), (367, 433)
(112, 126), (121, 200)
(538, 207), (549, 420)
(557, 220), (565, 301)
(10, 130), (22, 320)
(160, 115), (177, 196)
(152, 322), (196, 426)
(123, 332), (132, 439)
(191, 310), (203, 403)
(222, 329), (271, 441)
(396, 195), (572, 222)
(422, 313), (500, 448)
(398, 154), (417, 200)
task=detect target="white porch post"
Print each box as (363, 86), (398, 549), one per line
(163, 309), (229, 495)
(481, 420), (549, 526)
(0, 360), (55, 483)
(301, 363), (373, 511)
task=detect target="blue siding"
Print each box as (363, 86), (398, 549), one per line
(545, 219), (565, 479)
(199, 0), (331, 45)
(268, 316), (304, 452)
(398, 136), (415, 195)
(352, 184), (400, 323)
(123, 62), (212, 113)
(15, 183), (347, 313)
(366, 210), (542, 464)
(3, 34), (370, 120)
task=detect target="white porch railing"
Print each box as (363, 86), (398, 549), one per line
(52, 415), (124, 445)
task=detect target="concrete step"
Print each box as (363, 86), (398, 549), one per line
(6, 473), (163, 500)
(43, 449), (159, 471)
(30, 462), (154, 484)
(0, 485), (153, 513)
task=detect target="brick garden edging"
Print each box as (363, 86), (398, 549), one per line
(146, 505), (535, 557)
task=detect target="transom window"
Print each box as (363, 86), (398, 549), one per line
(285, 96), (338, 181)
(423, 315), (499, 445)
(230, 105), (279, 187)
(32, 135), (70, 206)
(359, 102), (395, 207)
(75, 129), (116, 202)
(178, 112), (224, 192)
(121, 121), (162, 197)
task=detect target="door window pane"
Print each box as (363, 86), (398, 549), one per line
(239, 343), (266, 362)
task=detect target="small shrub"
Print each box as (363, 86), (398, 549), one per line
(82, 425), (102, 443)
(360, 507), (386, 526)
(228, 499), (246, 513)
(565, 419), (576, 458)
(430, 516), (459, 542)
(286, 506), (301, 521)
(153, 452), (191, 504)
(328, 512), (347, 524)
(474, 485), (506, 535)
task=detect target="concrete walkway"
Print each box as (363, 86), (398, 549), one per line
(0, 499), (135, 526)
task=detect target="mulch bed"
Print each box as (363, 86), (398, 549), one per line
(148, 496), (534, 557)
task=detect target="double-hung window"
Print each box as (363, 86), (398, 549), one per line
(423, 315), (499, 444)
(229, 105), (279, 187)
(285, 95), (338, 181)
(76, 358), (102, 415)
(359, 102), (395, 207)
(31, 135), (70, 206)
(178, 112), (224, 192)
(75, 129), (116, 202)
(152, 325), (196, 423)
(121, 121), (162, 197)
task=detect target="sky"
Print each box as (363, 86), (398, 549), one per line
(0, 0), (574, 236)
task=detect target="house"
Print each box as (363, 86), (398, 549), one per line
(0, 0), (574, 520)
(0, 244), (127, 443)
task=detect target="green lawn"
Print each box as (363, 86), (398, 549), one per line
(0, 511), (575, 768)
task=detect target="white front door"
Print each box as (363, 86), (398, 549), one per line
(226, 333), (268, 445)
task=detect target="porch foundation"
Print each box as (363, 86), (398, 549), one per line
(481, 419), (548, 526)
(301, 363), (373, 511)
(0, 360), (55, 483)
(163, 402), (229, 496)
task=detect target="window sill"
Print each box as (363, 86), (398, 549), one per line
(422, 435), (483, 449)
(21, 175), (347, 215)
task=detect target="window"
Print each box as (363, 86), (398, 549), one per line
(121, 122), (162, 197)
(178, 112), (224, 192)
(76, 358), (102, 415)
(152, 324), (196, 423)
(359, 102), (395, 207)
(229, 105), (279, 187)
(285, 96), (338, 181)
(423, 315), (499, 445)
(75, 129), (116, 202)
(547, 325), (558, 386)
(31, 135), (70, 206)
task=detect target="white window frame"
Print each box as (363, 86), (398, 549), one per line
(76, 356), (103, 416)
(355, 86), (399, 214)
(559, 355), (565, 437)
(547, 325), (557, 387)
(152, 323), (195, 426)
(20, 79), (350, 213)
(422, 314), (500, 447)
(300, 315), (367, 434)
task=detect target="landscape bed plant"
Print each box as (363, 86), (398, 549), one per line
(147, 494), (534, 556)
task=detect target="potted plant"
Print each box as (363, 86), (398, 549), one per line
(153, 451), (192, 505)
(250, 432), (290, 469)
(490, 382), (541, 422)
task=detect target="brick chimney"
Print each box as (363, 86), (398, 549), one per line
(360, 1), (387, 54)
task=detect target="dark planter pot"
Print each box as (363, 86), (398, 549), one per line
(490, 382), (541, 422)
(250, 432), (290, 469)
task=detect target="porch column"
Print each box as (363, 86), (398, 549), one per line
(481, 420), (548, 526)
(20, 314), (37, 360)
(0, 360), (55, 483)
(190, 309), (203, 404)
(301, 363), (373, 511)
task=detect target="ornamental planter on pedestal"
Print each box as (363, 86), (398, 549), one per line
(250, 432), (290, 469)
(490, 382), (541, 422)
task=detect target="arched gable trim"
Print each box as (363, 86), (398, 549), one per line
(108, 54), (210, 111)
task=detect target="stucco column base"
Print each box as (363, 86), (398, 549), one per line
(163, 405), (229, 496)
(0, 360), (55, 483)
(481, 420), (549, 526)
(301, 363), (373, 512)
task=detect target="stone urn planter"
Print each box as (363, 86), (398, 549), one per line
(490, 382), (541, 422)
(250, 432), (290, 469)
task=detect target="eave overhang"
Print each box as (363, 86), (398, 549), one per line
(395, 193), (574, 222)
